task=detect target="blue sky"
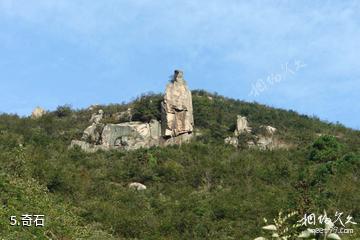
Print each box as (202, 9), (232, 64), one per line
(0, 0), (359, 129)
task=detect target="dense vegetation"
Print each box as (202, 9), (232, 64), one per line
(0, 91), (359, 239)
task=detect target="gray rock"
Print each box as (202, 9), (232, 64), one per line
(81, 109), (105, 144)
(90, 109), (104, 124)
(81, 123), (104, 144)
(149, 119), (161, 140)
(73, 120), (162, 152)
(101, 121), (161, 150)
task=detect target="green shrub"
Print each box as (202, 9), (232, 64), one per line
(54, 104), (73, 118)
(309, 135), (342, 162)
(131, 93), (163, 122)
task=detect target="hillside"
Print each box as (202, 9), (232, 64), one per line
(0, 91), (359, 239)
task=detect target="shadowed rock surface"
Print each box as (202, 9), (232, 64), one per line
(101, 120), (161, 151)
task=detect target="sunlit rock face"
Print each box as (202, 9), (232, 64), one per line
(71, 70), (195, 152)
(161, 70), (194, 145)
(129, 182), (147, 191)
(234, 115), (252, 136)
(31, 107), (46, 119)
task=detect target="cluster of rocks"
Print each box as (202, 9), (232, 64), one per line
(225, 115), (279, 150)
(71, 70), (194, 153)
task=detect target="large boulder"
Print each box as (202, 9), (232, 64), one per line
(72, 120), (161, 152)
(31, 107), (46, 119)
(149, 119), (161, 139)
(129, 182), (147, 191)
(101, 120), (161, 150)
(161, 70), (194, 143)
(224, 115), (283, 150)
(81, 124), (104, 144)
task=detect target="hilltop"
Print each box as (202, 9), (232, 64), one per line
(0, 88), (359, 239)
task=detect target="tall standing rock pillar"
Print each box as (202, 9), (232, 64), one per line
(161, 70), (194, 144)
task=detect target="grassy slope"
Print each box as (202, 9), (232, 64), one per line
(0, 91), (359, 239)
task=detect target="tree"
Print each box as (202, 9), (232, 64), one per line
(309, 135), (342, 162)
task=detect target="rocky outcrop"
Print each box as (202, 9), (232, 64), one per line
(81, 124), (103, 144)
(73, 120), (161, 152)
(89, 109), (104, 124)
(101, 120), (161, 151)
(161, 70), (194, 145)
(252, 125), (278, 150)
(225, 115), (251, 147)
(81, 109), (105, 144)
(234, 115), (252, 136)
(224, 115), (282, 150)
(31, 107), (46, 119)
(71, 70), (195, 152)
